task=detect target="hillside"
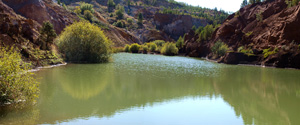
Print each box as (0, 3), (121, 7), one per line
(184, 0), (300, 69)
(0, 0), (228, 67)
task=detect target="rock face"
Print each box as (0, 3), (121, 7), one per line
(183, 30), (210, 57)
(0, 1), (64, 67)
(2, 0), (79, 34)
(185, 0), (300, 69)
(154, 13), (207, 40)
(0, 1), (40, 47)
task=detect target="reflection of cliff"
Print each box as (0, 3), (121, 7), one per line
(213, 67), (300, 125)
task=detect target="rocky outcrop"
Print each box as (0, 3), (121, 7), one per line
(185, 0), (300, 69)
(2, 0), (79, 34)
(0, 1), (63, 67)
(133, 29), (173, 43)
(183, 30), (210, 57)
(154, 13), (207, 40)
(0, 1), (40, 47)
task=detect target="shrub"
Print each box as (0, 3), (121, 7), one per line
(197, 24), (215, 42)
(40, 21), (57, 43)
(176, 36), (184, 49)
(39, 21), (57, 50)
(57, 21), (112, 63)
(124, 44), (130, 52)
(142, 45), (148, 53)
(211, 40), (229, 56)
(263, 47), (278, 58)
(84, 10), (94, 22)
(256, 11), (263, 22)
(161, 42), (178, 56)
(113, 20), (125, 28)
(0, 47), (39, 105)
(245, 31), (253, 37)
(115, 5), (125, 19)
(80, 2), (94, 14)
(149, 43), (157, 52)
(153, 40), (165, 47)
(138, 12), (143, 25)
(238, 46), (254, 56)
(127, 18), (133, 24)
(130, 43), (141, 53)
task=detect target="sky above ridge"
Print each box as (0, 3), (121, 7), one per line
(175, 0), (243, 12)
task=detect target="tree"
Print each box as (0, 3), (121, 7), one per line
(84, 10), (94, 22)
(249, 0), (256, 4)
(74, 6), (81, 14)
(241, 0), (248, 8)
(176, 36), (184, 49)
(57, 0), (61, 5)
(80, 2), (94, 14)
(39, 21), (57, 50)
(57, 21), (112, 63)
(161, 42), (179, 56)
(130, 43), (141, 53)
(115, 5), (125, 19)
(0, 47), (39, 106)
(138, 12), (143, 25)
(107, 0), (116, 12)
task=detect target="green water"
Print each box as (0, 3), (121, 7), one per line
(1, 53), (300, 124)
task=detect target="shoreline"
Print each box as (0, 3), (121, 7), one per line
(29, 63), (67, 72)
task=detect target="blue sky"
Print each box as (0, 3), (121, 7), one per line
(175, 0), (243, 12)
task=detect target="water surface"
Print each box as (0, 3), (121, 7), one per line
(1, 53), (300, 125)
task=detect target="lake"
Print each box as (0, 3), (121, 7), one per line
(1, 53), (300, 124)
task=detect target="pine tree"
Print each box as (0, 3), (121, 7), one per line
(241, 0), (248, 8)
(138, 12), (143, 25)
(40, 21), (57, 44)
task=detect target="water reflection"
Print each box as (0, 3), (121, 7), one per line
(1, 53), (300, 124)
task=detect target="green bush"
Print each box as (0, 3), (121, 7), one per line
(84, 10), (94, 22)
(263, 47), (278, 58)
(197, 24), (215, 42)
(142, 45), (148, 53)
(57, 21), (112, 63)
(130, 43), (141, 53)
(0, 47), (39, 105)
(138, 12), (143, 25)
(153, 40), (165, 47)
(161, 42), (178, 56)
(40, 21), (57, 44)
(149, 42), (157, 52)
(115, 5), (125, 19)
(256, 11), (263, 22)
(176, 36), (184, 49)
(238, 46), (254, 56)
(127, 18), (133, 24)
(211, 40), (229, 56)
(80, 2), (94, 14)
(113, 20), (125, 28)
(124, 44), (130, 52)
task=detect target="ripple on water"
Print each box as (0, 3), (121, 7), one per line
(112, 53), (221, 78)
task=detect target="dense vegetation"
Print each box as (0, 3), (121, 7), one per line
(211, 40), (229, 56)
(161, 42), (178, 56)
(195, 24), (219, 43)
(39, 21), (57, 50)
(57, 21), (112, 63)
(158, 0), (229, 25)
(0, 47), (39, 106)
